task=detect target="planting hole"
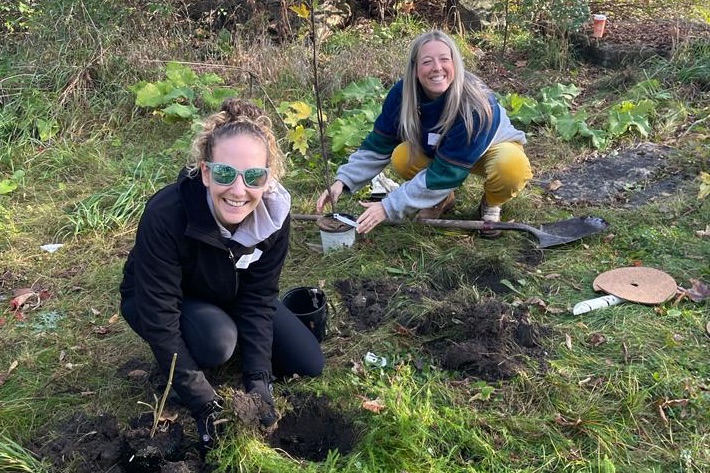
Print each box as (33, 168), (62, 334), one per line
(269, 392), (358, 462)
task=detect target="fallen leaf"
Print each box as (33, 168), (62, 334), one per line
(588, 332), (606, 347)
(656, 398), (689, 424)
(12, 288), (34, 297)
(159, 410), (179, 423)
(698, 171), (710, 199)
(393, 324), (414, 336)
(515, 59), (528, 68)
(0, 360), (18, 387)
(554, 414), (582, 427)
(564, 333), (572, 350)
(108, 313), (120, 324)
(94, 326), (110, 336)
(578, 376), (592, 386)
(548, 179), (563, 191)
(525, 297), (547, 308)
(361, 398), (386, 413)
(350, 360), (365, 376)
(9, 292), (39, 311)
(128, 369), (149, 380)
(546, 307), (565, 314)
(602, 233), (615, 243)
(90, 308), (100, 316)
(695, 225), (710, 238)
(678, 279), (710, 302)
(544, 273), (561, 279)
(399, 1), (415, 14)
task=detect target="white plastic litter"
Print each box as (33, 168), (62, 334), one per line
(363, 352), (387, 367)
(40, 243), (64, 253)
(572, 294), (625, 315)
(370, 173), (399, 198)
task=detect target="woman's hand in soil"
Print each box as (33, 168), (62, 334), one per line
(316, 180), (345, 214)
(244, 371), (278, 427)
(356, 201), (387, 234)
(194, 398), (225, 453)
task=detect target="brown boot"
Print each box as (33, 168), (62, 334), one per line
(416, 192), (456, 220)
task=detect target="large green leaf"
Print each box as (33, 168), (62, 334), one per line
(165, 61), (199, 87)
(132, 82), (166, 108)
(202, 88), (239, 110)
(36, 118), (59, 141)
(553, 112), (580, 141)
(334, 77), (384, 104)
(577, 122), (608, 149)
(0, 179), (18, 195)
(327, 115), (370, 153)
(163, 87), (195, 102)
(161, 103), (199, 120)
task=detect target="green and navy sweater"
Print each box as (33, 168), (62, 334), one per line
(335, 76), (526, 219)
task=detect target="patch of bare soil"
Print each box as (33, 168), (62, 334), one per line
(30, 381), (357, 471)
(535, 142), (697, 207)
(334, 278), (436, 331)
(573, 16), (710, 68)
(268, 392), (358, 462)
(30, 410), (206, 473)
(412, 298), (550, 381)
(335, 274), (517, 331)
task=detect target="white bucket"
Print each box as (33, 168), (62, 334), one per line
(317, 214), (356, 252)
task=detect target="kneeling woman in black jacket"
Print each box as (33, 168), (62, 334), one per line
(120, 98), (323, 448)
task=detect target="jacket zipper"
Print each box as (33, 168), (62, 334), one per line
(228, 248), (240, 293)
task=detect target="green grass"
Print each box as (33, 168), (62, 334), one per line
(1, 1), (709, 472)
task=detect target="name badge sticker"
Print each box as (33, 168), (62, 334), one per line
(235, 248), (263, 269)
(427, 133), (441, 146)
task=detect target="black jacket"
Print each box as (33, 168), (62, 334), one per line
(120, 169), (290, 413)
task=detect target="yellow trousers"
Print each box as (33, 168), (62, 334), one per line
(390, 142), (532, 206)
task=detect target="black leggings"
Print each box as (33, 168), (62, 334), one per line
(123, 298), (324, 378)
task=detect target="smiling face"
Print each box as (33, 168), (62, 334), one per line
(416, 40), (454, 100)
(201, 134), (268, 231)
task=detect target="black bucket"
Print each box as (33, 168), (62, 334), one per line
(281, 287), (328, 342)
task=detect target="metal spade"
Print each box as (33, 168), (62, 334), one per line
(409, 216), (610, 248)
(292, 214), (609, 249)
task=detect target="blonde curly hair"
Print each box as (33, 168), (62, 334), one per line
(188, 98), (285, 181)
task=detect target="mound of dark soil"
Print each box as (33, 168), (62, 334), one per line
(414, 298), (550, 381)
(334, 278), (436, 331)
(30, 410), (205, 473)
(335, 275), (518, 332)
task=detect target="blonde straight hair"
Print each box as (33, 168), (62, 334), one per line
(400, 30), (493, 154)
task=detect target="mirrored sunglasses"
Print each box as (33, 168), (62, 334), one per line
(205, 162), (270, 188)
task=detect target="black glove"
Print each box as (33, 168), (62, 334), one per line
(244, 371), (277, 427)
(193, 398), (224, 453)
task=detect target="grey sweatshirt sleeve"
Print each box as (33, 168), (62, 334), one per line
(335, 149), (391, 193)
(381, 171), (455, 220)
